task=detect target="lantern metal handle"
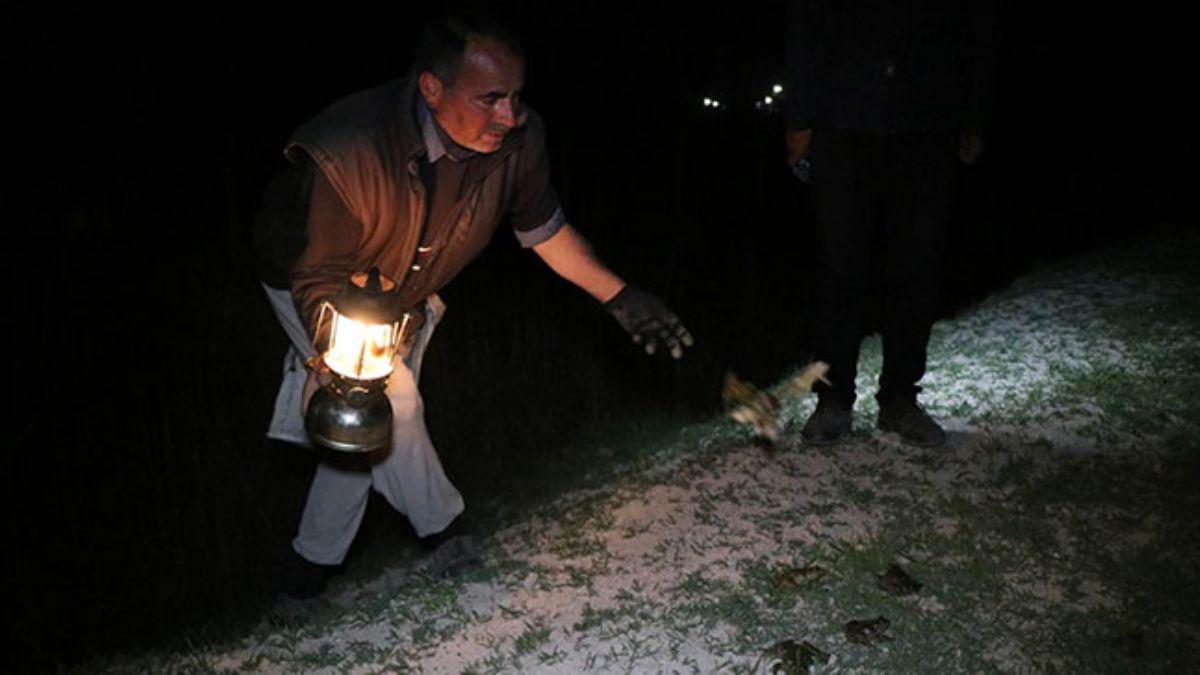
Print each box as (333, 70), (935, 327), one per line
(315, 300), (333, 354)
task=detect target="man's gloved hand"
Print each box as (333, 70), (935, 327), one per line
(604, 286), (694, 359)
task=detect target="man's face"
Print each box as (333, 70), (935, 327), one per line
(420, 38), (526, 154)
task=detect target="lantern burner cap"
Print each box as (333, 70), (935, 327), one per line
(353, 267), (396, 293)
(334, 267), (402, 324)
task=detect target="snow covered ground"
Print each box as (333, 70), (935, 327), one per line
(98, 229), (1200, 673)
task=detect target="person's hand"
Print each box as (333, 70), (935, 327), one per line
(959, 132), (986, 165)
(305, 355), (336, 387)
(604, 286), (694, 359)
(300, 355), (335, 416)
(785, 128), (813, 165)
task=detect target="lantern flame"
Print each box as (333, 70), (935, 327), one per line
(325, 312), (397, 380)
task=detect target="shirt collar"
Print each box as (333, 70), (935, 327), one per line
(417, 96), (476, 163)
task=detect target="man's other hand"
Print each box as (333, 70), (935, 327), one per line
(785, 128), (813, 165)
(959, 132), (986, 165)
(605, 287), (694, 359)
(301, 356), (335, 416)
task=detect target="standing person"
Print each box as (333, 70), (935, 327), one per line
(255, 12), (693, 598)
(784, 0), (997, 447)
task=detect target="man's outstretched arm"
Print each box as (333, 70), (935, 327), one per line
(533, 224), (694, 359)
(531, 223), (625, 303)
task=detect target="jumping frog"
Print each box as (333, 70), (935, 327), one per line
(758, 639), (830, 674)
(845, 616), (893, 645)
(723, 371), (782, 442)
(876, 563), (922, 596)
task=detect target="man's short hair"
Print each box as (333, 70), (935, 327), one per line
(413, 11), (524, 86)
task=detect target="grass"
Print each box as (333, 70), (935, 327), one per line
(78, 229), (1200, 673)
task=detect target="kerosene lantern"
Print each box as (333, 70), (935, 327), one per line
(305, 267), (409, 452)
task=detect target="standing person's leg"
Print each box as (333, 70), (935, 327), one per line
(875, 130), (957, 445)
(803, 128), (878, 443)
(808, 128), (878, 404)
(368, 295), (465, 537)
(877, 130), (956, 400)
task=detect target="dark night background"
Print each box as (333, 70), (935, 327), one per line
(4, 4), (1195, 671)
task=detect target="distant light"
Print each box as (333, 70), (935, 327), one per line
(764, 96), (774, 105)
(772, 84), (783, 94)
(703, 97), (713, 107)
(711, 100), (721, 108)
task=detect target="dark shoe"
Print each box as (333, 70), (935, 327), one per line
(419, 518), (482, 578)
(877, 397), (946, 447)
(279, 549), (336, 599)
(801, 398), (853, 446)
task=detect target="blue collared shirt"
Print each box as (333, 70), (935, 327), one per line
(416, 97), (565, 248)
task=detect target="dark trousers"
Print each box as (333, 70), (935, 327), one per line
(808, 127), (957, 406)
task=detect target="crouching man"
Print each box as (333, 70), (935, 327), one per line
(255, 12), (692, 598)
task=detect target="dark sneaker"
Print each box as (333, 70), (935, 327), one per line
(877, 398), (946, 447)
(801, 398), (853, 446)
(280, 549), (337, 599)
(419, 519), (482, 578)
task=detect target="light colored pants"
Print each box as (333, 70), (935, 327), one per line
(262, 284), (465, 565)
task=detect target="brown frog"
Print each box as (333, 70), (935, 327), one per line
(1111, 629), (1145, 658)
(845, 616), (893, 645)
(757, 639), (830, 674)
(876, 563), (922, 596)
(774, 563), (827, 589)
